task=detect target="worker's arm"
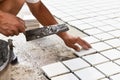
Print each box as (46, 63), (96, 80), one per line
(26, 1), (91, 51)
(0, 10), (25, 36)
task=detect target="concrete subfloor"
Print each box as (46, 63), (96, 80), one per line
(0, 19), (87, 80)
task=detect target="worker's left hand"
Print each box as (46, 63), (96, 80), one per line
(58, 32), (91, 51)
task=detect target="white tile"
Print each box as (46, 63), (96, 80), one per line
(108, 30), (120, 37)
(114, 59), (120, 65)
(105, 39), (120, 48)
(83, 53), (109, 65)
(41, 62), (70, 78)
(100, 78), (110, 80)
(91, 42), (112, 52)
(84, 28), (103, 35)
(93, 33), (114, 41)
(100, 49), (120, 60)
(74, 67), (105, 80)
(75, 24), (94, 30)
(95, 62), (120, 76)
(81, 18), (97, 23)
(75, 48), (97, 57)
(82, 36), (100, 44)
(51, 73), (79, 80)
(68, 20), (85, 26)
(61, 16), (77, 22)
(98, 25), (116, 32)
(110, 74), (120, 80)
(63, 58), (90, 71)
(89, 22), (106, 27)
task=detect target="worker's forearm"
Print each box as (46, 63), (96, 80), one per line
(27, 1), (69, 38)
(27, 1), (58, 26)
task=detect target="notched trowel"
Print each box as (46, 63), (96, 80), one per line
(24, 24), (69, 41)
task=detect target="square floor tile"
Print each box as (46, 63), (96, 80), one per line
(83, 53), (109, 65)
(98, 25), (116, 32)
(95, 62), (120, 76)
(82, 36), (100, 44)
(61, 16), (77, 22)
(51, 73), (79, 80)
(75, 24), (94, 30)
(100, 78), (110, 80)
(89, 22), (106, 27)
(41, 62), (70, 78)
(105, 39), (120, 48)
(63, 58), (90, 71)
(110, 74), (120, 80)
(91, 42), (112, 52)
(93, 33), (114, 41)
(100, 49), (120, 60)
(108, 30), (120, 37)
(74, 67), (105, 80)
(75, 48), (97, 57)
(114, 59), (120, 65)
(84, 28), (103, 35)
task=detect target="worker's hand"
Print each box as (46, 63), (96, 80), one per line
(0, 11), (25, 36)
(58, 32), (91, 51)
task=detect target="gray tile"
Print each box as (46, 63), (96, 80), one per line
(41, 62), (70, 78)
(83, 53), (109, 65)
(110, 74), (120, 80)
(95, 62), (120, 76)
(63, 58), (90, 71)
(75, 48), (97, 57)
(91, 42), (112, 52)
(105, 39), (120, 48)
(74, 67), (105, 80)
(100, 49), (120, 60)
(51, 73), (79, 80)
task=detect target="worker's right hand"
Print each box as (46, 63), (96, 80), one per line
(0, 11), (25, 36)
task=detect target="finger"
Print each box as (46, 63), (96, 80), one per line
(7, 30), (14, 36)
(0, 29), (10, 36)
(68, 44), (81, 51)
(77, 37), (91, 49)
(17, 17), (25, 32)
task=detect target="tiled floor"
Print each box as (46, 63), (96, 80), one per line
(42, 0), (120, 80)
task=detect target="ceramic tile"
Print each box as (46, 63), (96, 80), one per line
(63, 58), (90, 71)
(108, 30), (120, 37)
(93, 33), (114, 41)
(95, 62), (120, 76)
(74, 67), (105, 80)
(41, 62), (70, 78)
(84, 28), (103, 35)
(82, 36), (100, 44)
(114, 59), (120, 65)
(83, 53), (109, 65)
(75, 24), (94, 30)
(100, 78), (110, 80)
(51, 73), (79, 80)
(91, 42), (112, 52)
(100, 49), (120, 60)
(75, 48), (97, 57)
(110, 74), (120, 80)
(97, 25), (116, 32)
(105, 39), (120, 48)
